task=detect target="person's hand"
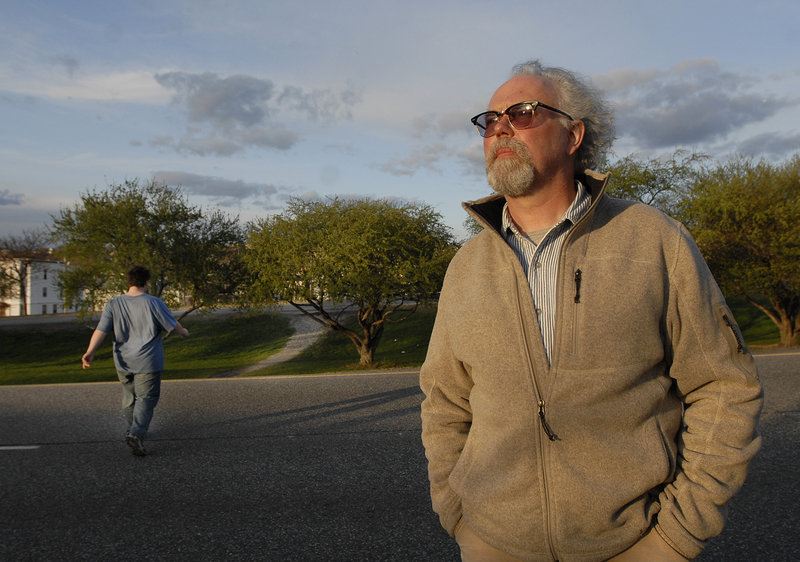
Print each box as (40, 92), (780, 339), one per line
(81, 352), (93, 369)
(173, 323), (189, 338)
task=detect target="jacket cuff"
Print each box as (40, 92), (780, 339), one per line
(654, 522), (699, 559)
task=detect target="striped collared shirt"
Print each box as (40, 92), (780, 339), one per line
(501, 181), (591, 365)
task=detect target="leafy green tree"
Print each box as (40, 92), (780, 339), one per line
(0, 228), (53, 316)
(463, 216), (484, 238)
(245, 197), (458, 365)
(50, 179), (245, 317)
(678, 155), (800, 347)
(606, 149), (707, 215)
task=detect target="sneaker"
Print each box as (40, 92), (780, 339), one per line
(125, 432), (147, 456)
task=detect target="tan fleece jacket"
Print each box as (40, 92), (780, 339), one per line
(420, 170), (763, 561)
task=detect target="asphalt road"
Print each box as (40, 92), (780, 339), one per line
(1, 353), (798, 561)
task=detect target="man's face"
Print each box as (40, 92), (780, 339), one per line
(483, 75), (574, 197)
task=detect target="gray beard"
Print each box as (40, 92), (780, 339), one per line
(486, 156), (536, 198)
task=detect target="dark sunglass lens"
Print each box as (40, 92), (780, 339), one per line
(508, 104), (535, 129)
(478, 113), (500, 136)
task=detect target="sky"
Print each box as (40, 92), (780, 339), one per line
(1, 0), (799, 241)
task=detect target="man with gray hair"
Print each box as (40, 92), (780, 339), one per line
(420, 60), (762, 560)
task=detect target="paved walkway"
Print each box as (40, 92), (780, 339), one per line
(212, 309), (328, 377)
(247, 310), (327, 368)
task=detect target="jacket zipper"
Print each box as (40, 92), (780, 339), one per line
(538, 400), (558, 440)
(514, 265), (559, 560)
(546, 193), (596, 560)
(722, 314), (745, 353)
(514, 270), (558, 442)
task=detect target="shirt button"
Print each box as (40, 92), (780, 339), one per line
(535, 308), (541, 315)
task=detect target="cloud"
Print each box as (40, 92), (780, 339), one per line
(597, 59), (795, 150)
(51, 55), (80, 78)
(733, 131), (800, 160)
(150, 133), (249, 157)
(438, 109), (476, 137)
(407, 109), (475, 139)
(457, 142), (486, 177)
(593, 67), (661, 93)
(276, 84), (358, 121)
(376, 135), (486, 179)
(156, 72), (275, 128)
(0, 205), (55, 237)
(364, 92), (482, 177)
(374, 143), (451, 176)
(152, 170), (290, 210)
(1, 68), (170, 103)
(0, 189), (24, 206)
(152, 71), (360, 156)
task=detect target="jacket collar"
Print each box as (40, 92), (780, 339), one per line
(463, 169), (611, 235)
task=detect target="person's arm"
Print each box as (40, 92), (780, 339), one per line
(82, 329), (108, 369)
(654, 226), (763, 558)
(420, 300), (473, 536)
(172, 321), (189, 338)
(151, 297), (189, 339)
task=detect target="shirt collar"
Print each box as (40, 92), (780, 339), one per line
(502, 180), (591, 235)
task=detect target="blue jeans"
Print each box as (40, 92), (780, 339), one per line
(117, 371), (161, 438)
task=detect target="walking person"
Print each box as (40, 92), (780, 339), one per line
(82, 265), (189, 456)
(420, 60), (763, 560)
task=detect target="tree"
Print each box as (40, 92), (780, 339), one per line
(245, 197), (458, 365)
(463, 215), (484, 238)
(678, 155), (800, 347)
(50, 179), (245, 318)
(605, 149), (707, 215)
(0, 228), (53, 316)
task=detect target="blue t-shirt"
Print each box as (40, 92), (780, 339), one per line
(96, 294), (178, 374)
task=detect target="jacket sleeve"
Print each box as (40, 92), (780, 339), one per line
(657, 224), (763, 558)
(419, 289), (474, 536)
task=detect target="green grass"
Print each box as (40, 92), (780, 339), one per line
(727, 296), (781, 348)
(0, 311), (292, 385)
(252, 306), (437, 376)
(0, 298), (783, 386)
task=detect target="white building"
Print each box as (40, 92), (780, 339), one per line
(0, 257), (76, 316)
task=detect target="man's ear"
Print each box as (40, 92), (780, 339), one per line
(566, 120), (585, 156)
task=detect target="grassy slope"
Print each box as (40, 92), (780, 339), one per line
(0, 311), (291, 385)
(255, 306), (436, 376)
(0, 299), (782, 386)
(726, 296), (780, 348)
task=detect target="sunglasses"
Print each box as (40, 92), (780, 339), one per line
(470, 101), (574, 138)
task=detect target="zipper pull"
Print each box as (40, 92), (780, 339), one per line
(574, 269), (582, 303)
(538, 400), (558, 441)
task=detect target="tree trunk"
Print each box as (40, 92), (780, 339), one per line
(288, 300), (392, 366)
(779, 316), (799, 348)
(356, 323), (385, 366)
(19, 262), (29, 316)
(357, 342), (375, 366)
(747, 296), (799, 348)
